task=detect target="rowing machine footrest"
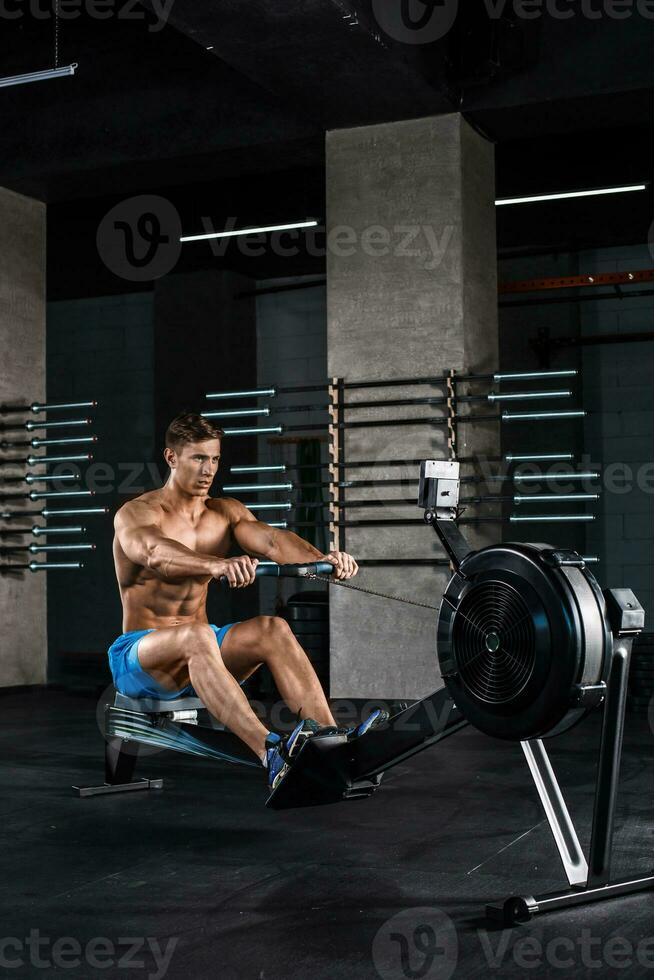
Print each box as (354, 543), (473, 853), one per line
(266, 733), (383, 810)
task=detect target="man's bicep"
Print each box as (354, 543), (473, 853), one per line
(115, 506), (162, 565)
(232, 512), (276, 558)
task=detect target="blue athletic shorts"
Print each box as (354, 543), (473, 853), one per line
(108, 622), (239, 700)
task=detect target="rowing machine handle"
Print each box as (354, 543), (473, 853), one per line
(255, 561), (335, 578)
(219, 561), (335, 584)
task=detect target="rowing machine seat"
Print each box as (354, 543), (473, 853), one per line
(113, 691), (205, 714)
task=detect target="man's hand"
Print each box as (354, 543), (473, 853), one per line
(323, 551), (359, 580)
(212, 556), (259, 588)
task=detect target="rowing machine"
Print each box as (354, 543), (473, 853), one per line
(268, 460), (649, 925)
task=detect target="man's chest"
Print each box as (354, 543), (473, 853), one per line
(159, 509), (231, 556)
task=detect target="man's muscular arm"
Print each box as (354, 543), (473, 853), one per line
(219, 498), (358, 579)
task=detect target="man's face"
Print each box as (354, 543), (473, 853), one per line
(168, 439), (221, 495)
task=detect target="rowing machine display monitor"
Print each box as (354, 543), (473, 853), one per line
(418, 459), (460, 518)
(418, 459), (469, 568)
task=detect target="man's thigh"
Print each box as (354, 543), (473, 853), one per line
(137, 620), (265, 689)
(219, 618), (269, 684)
(136, 625), (201, 691)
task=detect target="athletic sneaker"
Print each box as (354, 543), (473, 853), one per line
(348, 707), (389, 739)
(265, 718), (319, 791)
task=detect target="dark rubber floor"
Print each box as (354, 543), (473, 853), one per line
(2, 688), (654, 980)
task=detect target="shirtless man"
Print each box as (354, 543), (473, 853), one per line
(109, 412), (381, 790)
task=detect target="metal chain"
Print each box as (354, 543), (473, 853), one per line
(54, 0), (59, 68)
(306, 573), (440, 610)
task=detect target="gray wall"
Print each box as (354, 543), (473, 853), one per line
(326, 114), (499, 699)
(0, 187), (47, 687)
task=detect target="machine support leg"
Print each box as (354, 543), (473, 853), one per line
(587, 639), (631, 887)
(73, 709), (165, 798)
(521, 739), (588, 887)
(105, 735), (139, 785)
(487, 637), (654, 925)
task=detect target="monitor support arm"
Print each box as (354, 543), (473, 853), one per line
(418, 459), (470, 571)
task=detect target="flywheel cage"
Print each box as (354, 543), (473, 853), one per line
(452, 580), (536, 705)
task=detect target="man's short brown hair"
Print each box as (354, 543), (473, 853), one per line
(165, 412), (224, 451)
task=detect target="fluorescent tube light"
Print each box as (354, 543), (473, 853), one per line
(0, 64), (77, 89)
(181, 220), (319, 243)
(496, 184), (646, 206)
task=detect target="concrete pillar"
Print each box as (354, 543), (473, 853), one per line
(0, 188), (47, 687)
(326, 113), (499, 699)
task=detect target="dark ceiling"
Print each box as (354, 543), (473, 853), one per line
(1, 1), (653, 298)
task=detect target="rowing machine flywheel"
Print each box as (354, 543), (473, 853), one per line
(437, 544), (611, 741)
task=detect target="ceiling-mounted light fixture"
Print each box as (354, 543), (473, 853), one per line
(0, 63), (78, 90)
(495, 183), (647, 206)
(2, 0), (78, 91)
(180, 219), (319, 243)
